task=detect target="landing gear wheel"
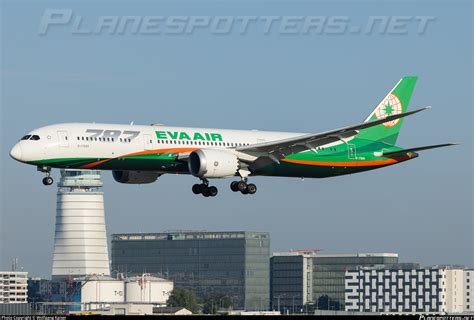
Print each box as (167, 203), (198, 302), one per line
(208, 186), (218, 197)
(230, 181), (239, 192)
(202, 187), (211, 197)
(237, 181), (247, 192)
(192, 184), (202, 194)
(246, 183), (257, 194)
(42, 176), (53, 186)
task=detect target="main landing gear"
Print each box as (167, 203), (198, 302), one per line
(192, 179), (218, 197)
(230, 180), (257, 195)
(191, 177), (257, 197)
(38, 166), (53, 186)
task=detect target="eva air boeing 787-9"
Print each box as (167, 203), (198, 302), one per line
(10, 76), (455, 197)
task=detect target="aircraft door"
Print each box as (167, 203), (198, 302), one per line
(143, 134), (153, 150)
(348, 144), (356, 159)
(57, 131), (69, 147)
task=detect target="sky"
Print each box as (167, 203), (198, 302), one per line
(0, 0), (472, 277)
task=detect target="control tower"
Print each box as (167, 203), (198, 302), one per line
(52, 170), (110, 280)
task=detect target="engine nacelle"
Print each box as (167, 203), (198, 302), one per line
(112, 170), (161, 184)
(188, 149), (239, 178)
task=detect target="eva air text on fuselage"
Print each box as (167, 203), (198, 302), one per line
(155, 131), (223, 141)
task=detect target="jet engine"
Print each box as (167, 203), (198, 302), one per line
(188, 149), (239, 178)
(112, 170), (161, 184)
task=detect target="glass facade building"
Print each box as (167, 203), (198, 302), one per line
(270, 252), (399, 312)
(111, 231), (270, 310)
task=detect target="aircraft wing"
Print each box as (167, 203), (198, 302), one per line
(382, 143), (457, 158)
(237, 107), (429, 166)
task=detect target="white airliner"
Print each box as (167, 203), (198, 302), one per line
(10, 77), (454, 197)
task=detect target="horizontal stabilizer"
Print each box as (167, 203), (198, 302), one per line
(382, 143), (458, 157)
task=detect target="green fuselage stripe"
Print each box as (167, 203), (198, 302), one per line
(27, 138), (414, 178)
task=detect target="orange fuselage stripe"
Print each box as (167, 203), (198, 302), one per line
(281, 156), (410, 167)
(80, 148), (410, 169)
(80, 147), (199, 169)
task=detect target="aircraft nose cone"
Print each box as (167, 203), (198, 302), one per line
(10, 144), (23, 161)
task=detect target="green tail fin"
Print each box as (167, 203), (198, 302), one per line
(358, 76), (418, 145)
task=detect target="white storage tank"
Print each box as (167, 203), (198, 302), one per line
(125, 274), (173, 304)
(80, 276), (125, 310)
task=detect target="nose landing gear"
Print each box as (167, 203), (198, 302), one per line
(192, 179), (218, 197)
(230, 180), (257, 195)
(38, 166), (53, 186)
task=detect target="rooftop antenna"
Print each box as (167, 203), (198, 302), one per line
(11, 258), (18, 272)
(288, 249), (323, 254)
(130, 121), (134, 125)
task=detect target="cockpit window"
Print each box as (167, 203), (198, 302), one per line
(30, 135), (40, 141)
(21, 135), (31, 140)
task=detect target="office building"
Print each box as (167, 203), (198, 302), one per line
(345, 265), (465, 313)
(465, 269), (473, 312)
(270, 251), (399, 312)
(0, 272), (28, 304)
(111, 231), (270, 310)
(52, 170), (110, 280)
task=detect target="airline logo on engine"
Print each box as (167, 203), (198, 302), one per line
(155, 131), (223, 141)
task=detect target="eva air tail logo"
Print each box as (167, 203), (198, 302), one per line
(374, 93), (402, 127)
